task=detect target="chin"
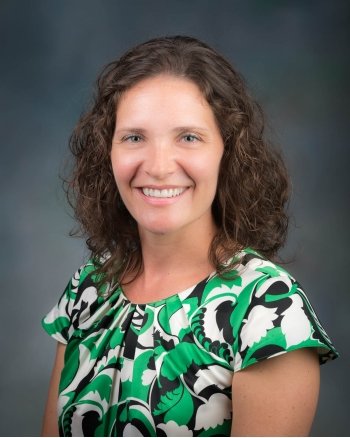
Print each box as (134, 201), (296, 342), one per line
(138, 219), (184, 236)
(142, 226), (177, 236)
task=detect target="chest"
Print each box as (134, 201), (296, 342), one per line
(59, 297), (234, 436)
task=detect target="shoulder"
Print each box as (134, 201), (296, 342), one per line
(200, 248), (296, 306)
(42, 256), (113, 343)
(66, 256), (118, 324)
(235, 247), (294, 281)
(70, 257), (108, 300)
(235, 248), (299, 301)
(191, 248), (338, 371)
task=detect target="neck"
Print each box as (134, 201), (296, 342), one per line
(122, 219), (217, 303)
(142, 229), (214, 273)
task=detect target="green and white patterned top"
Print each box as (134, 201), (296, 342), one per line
(42, 248), (338, 436)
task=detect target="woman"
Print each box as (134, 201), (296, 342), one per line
(42, 36), (338, 437)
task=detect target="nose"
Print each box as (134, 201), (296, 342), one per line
(143, 142), (176, 179)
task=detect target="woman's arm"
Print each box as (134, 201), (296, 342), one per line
(231, 348), (320, 436)
(41, 342), (66, 437)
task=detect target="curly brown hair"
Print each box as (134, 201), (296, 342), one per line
(66, 35), (290, 286)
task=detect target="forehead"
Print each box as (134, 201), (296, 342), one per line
(115, 74), (216, 127)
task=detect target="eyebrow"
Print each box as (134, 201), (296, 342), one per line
(172, 126), (209, 133)
(114, 126), (210, 134)
(114, 127), (147, 135)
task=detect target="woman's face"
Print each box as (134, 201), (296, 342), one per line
(111, 74), (224, 238)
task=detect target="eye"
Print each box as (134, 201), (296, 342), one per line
(122, 134), (143, 143)
(182, 133), (200, 143)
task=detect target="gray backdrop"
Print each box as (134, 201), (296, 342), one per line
(0, 0), (349, 436)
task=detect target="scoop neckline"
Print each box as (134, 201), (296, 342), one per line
(114, 248), (251, 306)
(118, 272), (215, 307)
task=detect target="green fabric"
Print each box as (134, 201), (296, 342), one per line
(42, 249), (338, 436)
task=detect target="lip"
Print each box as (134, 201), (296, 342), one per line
(142, 187), (186, 198)
(135, 185), (190, 205)
(137, 185), (189, 189)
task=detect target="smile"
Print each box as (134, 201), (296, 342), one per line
(141, 187), (186, 198)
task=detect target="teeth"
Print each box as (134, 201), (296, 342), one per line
(142, 187), (185, 198)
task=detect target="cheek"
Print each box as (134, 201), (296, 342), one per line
(111, 150), (139, 187)
(191, 152), (223, 182)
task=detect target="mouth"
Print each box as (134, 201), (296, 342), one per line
(141, 187), (187, 198)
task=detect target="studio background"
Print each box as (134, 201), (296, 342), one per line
(0, 1), (348, 436)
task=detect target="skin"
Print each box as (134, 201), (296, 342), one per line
(42, 74), (321, 436)
(42, 342), (65, 436)
(111, 75), (225, 303)
(231, 349), (320, 436)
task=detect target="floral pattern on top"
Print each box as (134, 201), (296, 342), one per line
(42, 248), (338, 436)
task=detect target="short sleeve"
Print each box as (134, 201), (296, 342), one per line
(41, 260), (98, 344)
(232, 260), (339, 372)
